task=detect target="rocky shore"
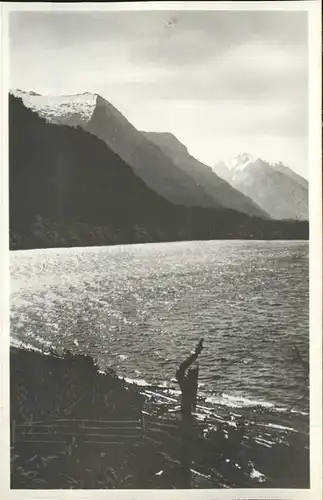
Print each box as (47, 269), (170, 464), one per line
(10, 346), (309, 489)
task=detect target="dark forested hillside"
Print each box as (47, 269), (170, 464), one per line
(9, 94), (308, 250)
(9, 95), (175, 228)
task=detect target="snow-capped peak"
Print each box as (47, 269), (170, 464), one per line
(11, 89), (98, 124)
(226, 153), (255, 171)
(271, 160), (286, 169)
(14, 88), (42, 97)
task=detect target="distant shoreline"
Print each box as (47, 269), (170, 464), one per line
(9, 233), (309, 252)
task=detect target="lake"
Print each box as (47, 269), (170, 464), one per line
(10, 239), (309, 414)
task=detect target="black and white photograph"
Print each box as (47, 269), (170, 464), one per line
(1, 1), (322, 496)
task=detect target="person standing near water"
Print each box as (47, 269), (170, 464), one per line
(175, 338), (204, 488)
(176, 338), (204, 417)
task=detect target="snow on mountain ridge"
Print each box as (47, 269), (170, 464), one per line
(226, 153), (255, 172)
(213, 153), (308, 220)
(11, 89), (98, 124)
(221, 153), (302, 178)
(15, 88), (42, 97)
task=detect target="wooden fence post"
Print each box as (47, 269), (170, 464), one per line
(141, 413), (147, 438)
(179, 366), (199, 488)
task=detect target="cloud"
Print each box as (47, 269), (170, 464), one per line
(9, 9), (308, 176)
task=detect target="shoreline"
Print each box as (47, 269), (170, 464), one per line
(9, 237), (309, 254)
(10, 234), (309, 252)
(10, 345), (309, 489)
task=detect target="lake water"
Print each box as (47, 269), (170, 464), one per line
(10, 240), (309, 414)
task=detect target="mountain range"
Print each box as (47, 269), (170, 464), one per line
(213, 154), (308, 220)
(9, 92), (308, 250)
(12, 90), (267, 218)
(13, 90), (308, 222)
(141, 132), (269, 218)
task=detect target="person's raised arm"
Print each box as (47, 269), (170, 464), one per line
(176, 339), (204, 385)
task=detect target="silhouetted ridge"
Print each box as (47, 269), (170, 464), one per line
(85, 94), (223, 209)
(9, 94), (173, 230)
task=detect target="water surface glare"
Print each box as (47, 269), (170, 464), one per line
(10, 240), (309, 413)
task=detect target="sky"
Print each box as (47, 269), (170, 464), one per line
(9, 9), (308, 178)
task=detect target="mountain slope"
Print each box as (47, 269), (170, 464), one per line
(9, 94), (175, 233)
(213, 154), (308, 220)
(142, 132), (269, 218)
(12, 90), (221, 210)
(13, 90), (268, 218)
(271, 162), (308, 190)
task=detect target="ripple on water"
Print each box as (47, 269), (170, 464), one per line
(10, 240), (309, 413)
